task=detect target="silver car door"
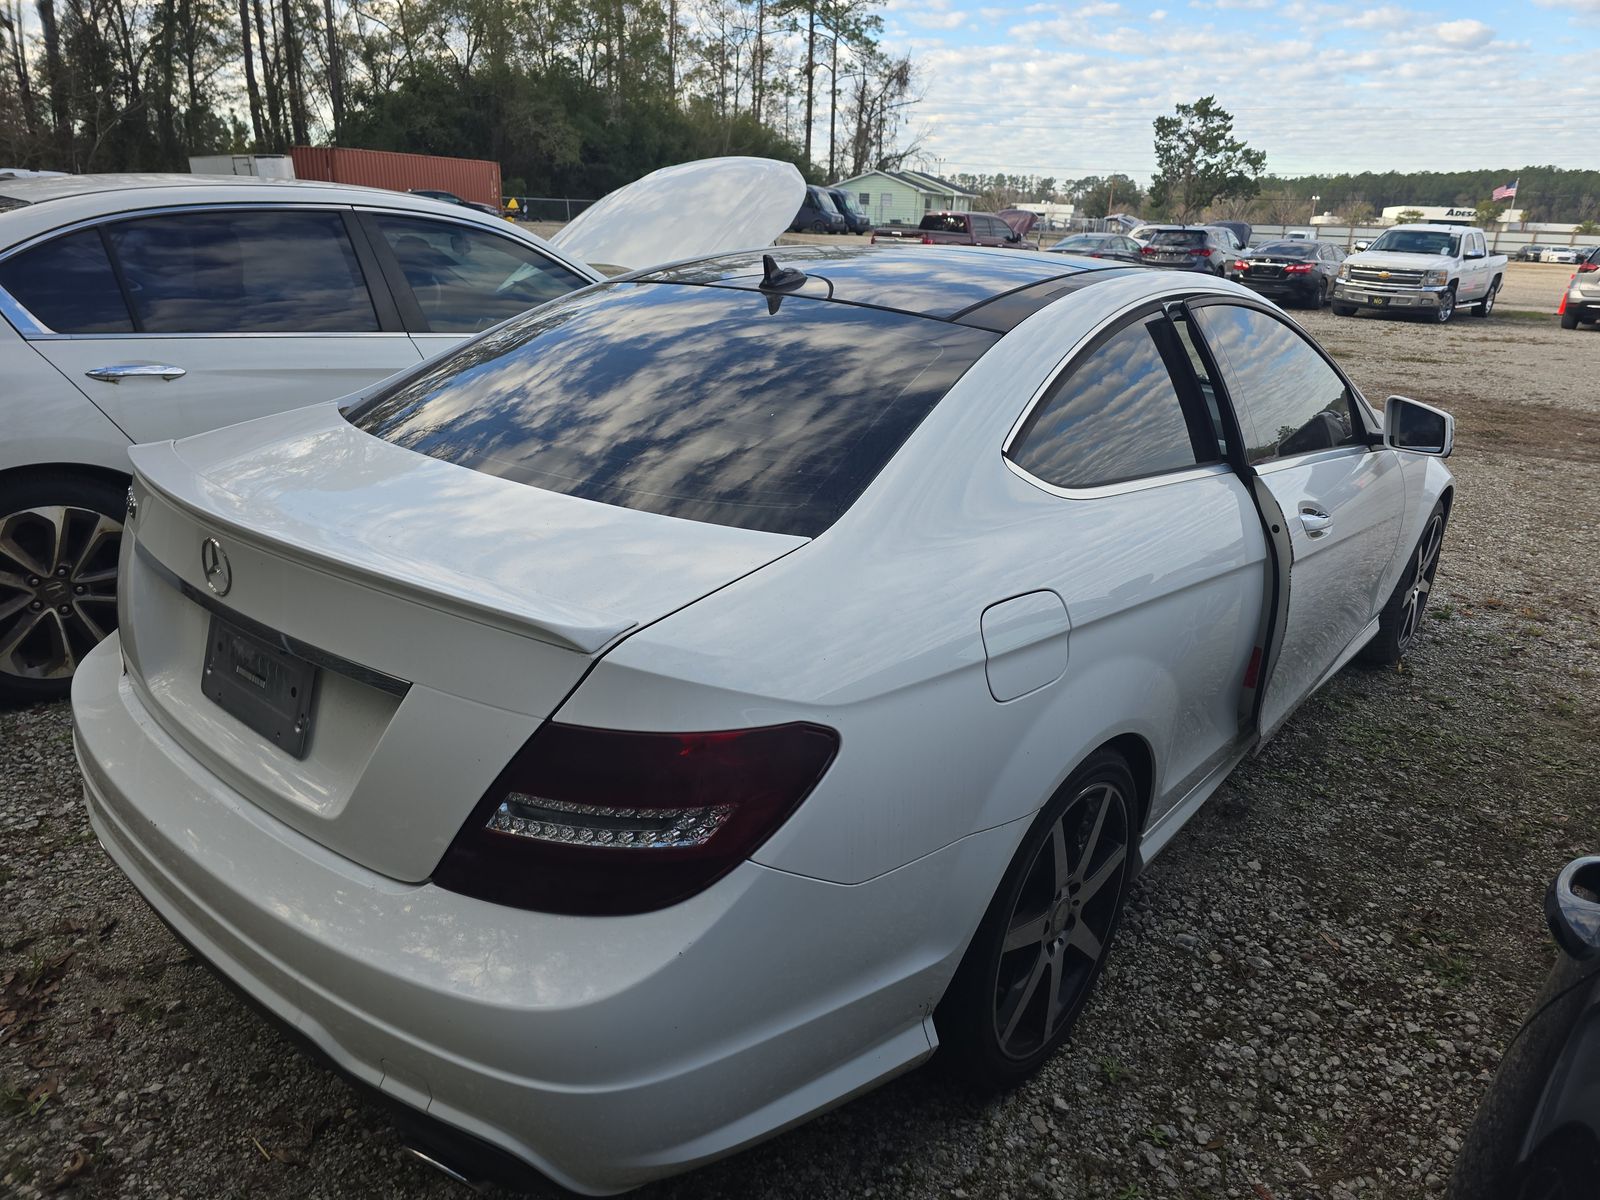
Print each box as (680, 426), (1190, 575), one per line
(12, 206), (421, 444)
(1188, 299), (1406, 740)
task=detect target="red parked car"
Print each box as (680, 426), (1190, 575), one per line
(871, 210), (1036, 247)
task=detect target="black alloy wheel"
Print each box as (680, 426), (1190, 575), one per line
(0, 475), (126, 701)
(936, 749), (1137, 1087)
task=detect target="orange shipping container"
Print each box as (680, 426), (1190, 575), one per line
(289, 146), (502, 209)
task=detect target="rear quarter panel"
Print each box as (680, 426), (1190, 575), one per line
(556, 272), (1270, 886)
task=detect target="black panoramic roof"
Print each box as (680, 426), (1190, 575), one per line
(629, 245), (1129, 330)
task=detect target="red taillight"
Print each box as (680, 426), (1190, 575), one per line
(1283, 263), (1314, 274)
(1580, 262), (1598, 272)
(921, 233), (934, 244)
(433, 721), (839, 915)
(1140, 246), (1157, 256)
(1189, 247), (1213, 257)
(1234, 259), (1250, 272)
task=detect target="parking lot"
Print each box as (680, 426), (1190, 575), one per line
(3, 302), (1597, 1199)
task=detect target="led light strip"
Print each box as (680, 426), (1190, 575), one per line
(488, 795), (736, 850)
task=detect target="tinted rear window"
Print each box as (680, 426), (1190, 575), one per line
(1255, 242), (1314, 258)
(0, 229), (133, 333)
(346, 283), (996, 537)
(920, 214), (968, 234)
(1149, 230), (1207, 247)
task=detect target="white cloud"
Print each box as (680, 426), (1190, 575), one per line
(909, 8), (968, 29)
(868, 2), (1592, 183)
(1435, 18), (1494, 47)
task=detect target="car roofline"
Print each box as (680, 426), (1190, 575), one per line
(613, 244), (1138, 328)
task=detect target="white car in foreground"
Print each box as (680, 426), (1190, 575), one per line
(0, 160), (803, 699)
(73, 246), (1455, 1193)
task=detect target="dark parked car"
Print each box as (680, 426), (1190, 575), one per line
(1137, 225), (1245, 275)
(826, 188), (873, 234)
(789, 185), (849, 234)
(1048, 232), (1144, 264)
(408, 189), (503, 218)
(1235, 239), (1344, 308)
(1451, 856), (1600, 1199)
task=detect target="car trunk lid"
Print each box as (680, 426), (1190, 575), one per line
(118, 403), (803, 880)
(547, 156), (805, 273)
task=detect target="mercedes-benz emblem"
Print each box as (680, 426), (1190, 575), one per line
(201, 537), (232, 596)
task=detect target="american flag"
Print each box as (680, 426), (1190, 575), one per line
(1492, 180), (1518, 202)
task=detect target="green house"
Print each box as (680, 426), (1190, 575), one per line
(832, 169), (980, 227)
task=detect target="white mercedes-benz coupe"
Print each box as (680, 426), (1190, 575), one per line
(72, 245), (1454, 1194)
(0, 159), (802, 700)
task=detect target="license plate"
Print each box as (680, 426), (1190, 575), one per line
(201, 613), (318, 758)
(1159, 254), (1185, 262)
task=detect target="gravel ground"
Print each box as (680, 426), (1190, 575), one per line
(3, 309), (1597, 1199)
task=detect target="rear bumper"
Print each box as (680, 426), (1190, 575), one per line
(1242, 278), (1321, 300)
(71, 635), (999, 1193)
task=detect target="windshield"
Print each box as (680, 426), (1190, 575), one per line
(1149, 230), (1206, 248)
(809, 188), (840, 214)
(1056, 236), (1103, 251)
(347, 283), (996, 537)
(1368, 230), (1460, 256)
(832, 192), (863, 217)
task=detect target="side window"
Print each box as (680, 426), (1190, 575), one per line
(373, 214), (589, 334)
(1191, 304), (1360, 465)
(1008, 315), (1209, 489)
(0, 230), (134, 333)
(104, 209), (378, 333)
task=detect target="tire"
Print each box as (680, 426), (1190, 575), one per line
(1332, 303), (1357, 316)
(935, 749), (1139, 1088)
(0, 473), (127, 702)
(1449, 955), (1600, 1200)
(1434, 285), (1457, 323)
(1474, 281), (1498, 318)
(1360, 501), (1446, 666)
(1561, 311), (1580, 330)
(810, 220), (828, 233)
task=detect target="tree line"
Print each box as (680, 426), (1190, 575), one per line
(0, 0), (920, 196)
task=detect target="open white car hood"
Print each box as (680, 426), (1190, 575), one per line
(549, 157), (806, 272)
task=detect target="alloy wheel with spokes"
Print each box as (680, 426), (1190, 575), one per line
(936, 749), (1138, 1086)
(1434, 288), (1456, 323)
(0, 493), (124, 695)
(992, 781), (1131, 1060)
(1396, 511), (1445, 654)
(1360, 499), (1449, 666)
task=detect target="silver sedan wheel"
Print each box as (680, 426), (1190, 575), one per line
(991, 781), (1130, 1060)
(1397, 512), (1445, 652)
(0, 506), (123, 681)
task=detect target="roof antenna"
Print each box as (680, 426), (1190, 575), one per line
(759, 253), (807, 292)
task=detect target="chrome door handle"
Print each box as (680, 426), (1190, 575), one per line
(1300, 506), (1333, 537)
(85, 363), (187, 383)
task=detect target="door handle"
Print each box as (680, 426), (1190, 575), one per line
(1299, 506), (1333, 537)
(85, 363), (187, 383)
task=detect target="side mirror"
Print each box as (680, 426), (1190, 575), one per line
(1006, 233), (1021, 243)
(1547, 857), (1600, 961)
(1383, 395), (1453, 457)
(1353, 240), (1370, 252)
(1464, 248), (1484, 260)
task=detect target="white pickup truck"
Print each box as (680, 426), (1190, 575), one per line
(1331, 224), (1505, 323)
